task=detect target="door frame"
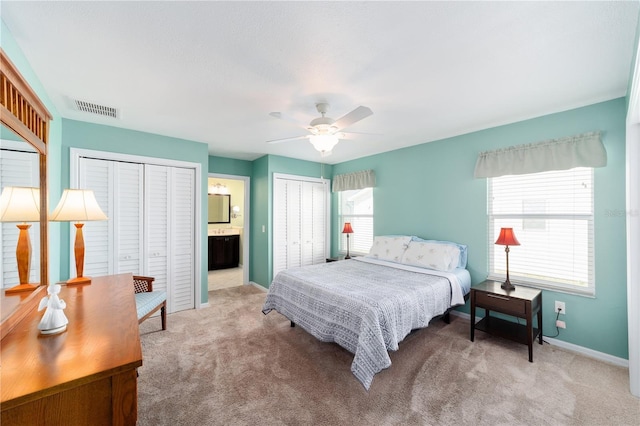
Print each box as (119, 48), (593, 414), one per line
(69, 148), (203, 309)
(207, 172), (251, 285)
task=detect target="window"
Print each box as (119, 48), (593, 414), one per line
(339, 188), (373, 255)
(488, 167), (594, 295)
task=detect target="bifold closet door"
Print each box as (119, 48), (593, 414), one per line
(77, 158), (144, 277)
(0, 148), (40, 286)
(273, 176), (328, 277)
(78, 157), (195, 313)
(302, 181), (327, 266)
(144, 164), (195, 313)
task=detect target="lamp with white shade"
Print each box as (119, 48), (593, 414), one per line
(0, 186), (40, 293)
(50, 189), (108, 285)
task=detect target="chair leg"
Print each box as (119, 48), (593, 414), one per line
(161, 303), (166, 330)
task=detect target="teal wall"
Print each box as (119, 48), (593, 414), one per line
(1, 20), (63, 283)
(60, 119), (210, 303)
(208, 155), (252, 177)
(332, 98), (628, 359)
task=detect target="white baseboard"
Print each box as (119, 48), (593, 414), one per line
(450, 311), (629, 368)
(199, 302), (210, 309)
(249, 281), (268, 292)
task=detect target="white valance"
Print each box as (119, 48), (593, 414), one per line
(332, 169), (376, 192)
(474, 131), (607, 178)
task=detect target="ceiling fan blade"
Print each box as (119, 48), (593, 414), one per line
(334, 131), (382, 141)
(333, 106), (373, 130)
(266, 135), (309, 144)
(269, 112), (308, 129)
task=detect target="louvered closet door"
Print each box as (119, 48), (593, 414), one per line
(273, 178), (288, 277)
(286, 180), (303, 269)
(307, 181), (327, 265)
(145, 165), (195, 313)
(0, 148), (40, 286)
(170, 167), (195, 312)
(144, 164), (170, 300)
(273, 176), (328, 277)
(78, 158), (143, 277)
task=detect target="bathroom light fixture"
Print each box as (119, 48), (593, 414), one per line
(208, 183), (229, 195)
(231, 205), (241, 218)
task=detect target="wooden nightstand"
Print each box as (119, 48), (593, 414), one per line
(470, 280), (542, 362)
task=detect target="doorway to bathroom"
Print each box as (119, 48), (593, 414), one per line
(207, 173), (249, 292)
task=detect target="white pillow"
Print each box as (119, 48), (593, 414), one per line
(367, 236), (411, 263)
(400, 241), (461, 272)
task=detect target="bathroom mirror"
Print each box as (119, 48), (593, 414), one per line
(208, 194), (230, 224)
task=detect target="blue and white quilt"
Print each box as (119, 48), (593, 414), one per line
(262, 257), (468, 390)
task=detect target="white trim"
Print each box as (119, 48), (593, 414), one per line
(69, 147), (203, 310)
(200, 302), (210, 308)
(626, 36), (640, 399)
(0, 139), (37, 152)
(543, 336), (629, 368)
(450, 311), (629, 368)
(249, 281), (268, 292)
(208, 172), (251, 287)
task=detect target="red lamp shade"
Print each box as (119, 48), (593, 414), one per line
(495, 228), (520, 246)
(342, 222), (354, 234)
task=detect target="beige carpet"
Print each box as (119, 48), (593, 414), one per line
(138, 285), (639, 425)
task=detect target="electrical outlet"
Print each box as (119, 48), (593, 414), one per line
(556, 320), (566, 329)
(555, 301), (566, 314)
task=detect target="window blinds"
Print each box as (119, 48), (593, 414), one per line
(488, 168), (594, 295)
(332, 170), (376, 192)
(474, 131), (606, 178)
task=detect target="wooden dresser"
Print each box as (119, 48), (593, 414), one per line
(1, 273), (143, 425)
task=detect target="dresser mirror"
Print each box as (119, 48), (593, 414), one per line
(0, 127), (42, 287)
(0, 48), (51, 290)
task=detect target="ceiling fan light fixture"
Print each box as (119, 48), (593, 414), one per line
(309, 134), (339, 154)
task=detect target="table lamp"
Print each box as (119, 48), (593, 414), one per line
(0, 186), (41, 293)
(50, 189), (107, 284)
(495, 227), (520, 291)
(342, 222), (354, 259)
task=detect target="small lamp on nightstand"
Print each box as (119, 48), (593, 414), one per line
(342, 222), (354, 259)
(495, 227), (520, 291)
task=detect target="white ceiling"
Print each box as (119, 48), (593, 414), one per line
(1, 1), (638, 164)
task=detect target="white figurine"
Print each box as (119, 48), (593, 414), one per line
(38, 283), (68, 334)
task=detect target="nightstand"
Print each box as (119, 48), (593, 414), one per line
(470, 280), (542, 362)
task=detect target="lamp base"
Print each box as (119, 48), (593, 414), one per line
(5, 283), (39, 294)
(501, 280), (516, 291)
(67, 276), (91, 285)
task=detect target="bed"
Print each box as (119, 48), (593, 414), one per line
(262, 236), (471, 390)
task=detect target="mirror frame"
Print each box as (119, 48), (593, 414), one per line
(208, 194), (231, 224)
(0, 48), (52, 287)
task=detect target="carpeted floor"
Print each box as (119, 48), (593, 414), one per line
(137, 285), (640, 425)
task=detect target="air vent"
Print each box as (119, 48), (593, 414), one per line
(74, 99), (118, 118)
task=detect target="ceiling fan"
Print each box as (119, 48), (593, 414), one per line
(267, 102), (373, 156)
